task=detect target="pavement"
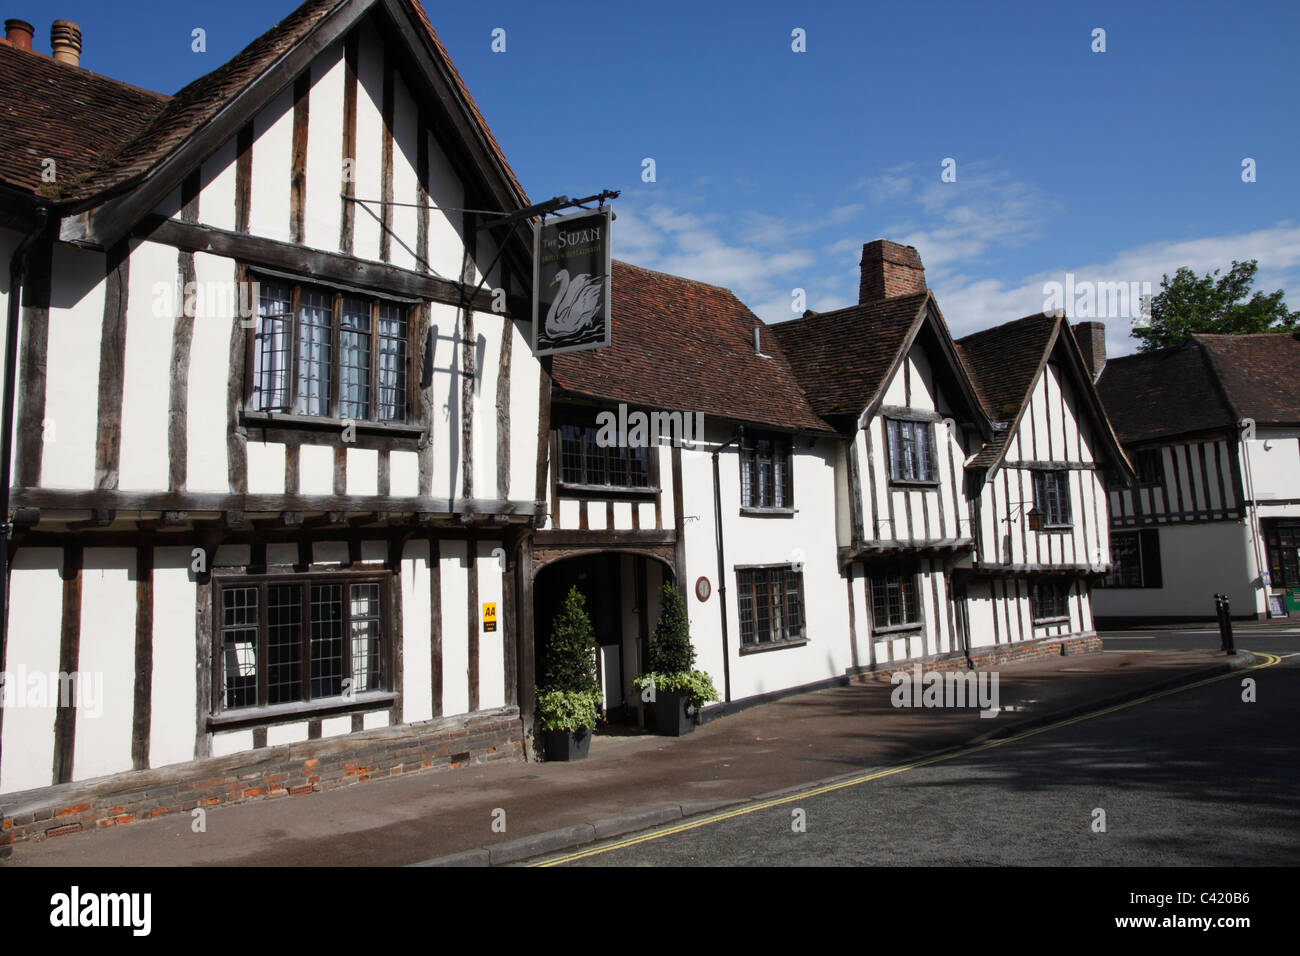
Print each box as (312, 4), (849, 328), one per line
(0, 645), (1258, 867)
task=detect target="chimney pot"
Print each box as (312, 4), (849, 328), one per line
(50, 18), (81, 67)
(1073, 321), (1107, 382)
(4, 18), (33, 50)
(859, 239), (926, 304)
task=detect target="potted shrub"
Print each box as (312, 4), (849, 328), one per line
(535, 585), (602, 761)
(632, 583), (718, 736)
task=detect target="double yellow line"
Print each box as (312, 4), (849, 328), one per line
(534, 651), (1280, 866)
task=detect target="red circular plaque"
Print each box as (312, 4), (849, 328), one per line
(694, 576), (711, 602)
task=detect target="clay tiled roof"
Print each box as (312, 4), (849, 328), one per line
(956, 313), (1059, 469)
(957, 313), (1059, 422)
(1194, 333), (1300, 427)
(550, 261), (834, 434)
(0, 42), (167, 196)
(1099, 333), (1300, 443)
(1, 0), (528, 209)
(768, 293), (930, 421)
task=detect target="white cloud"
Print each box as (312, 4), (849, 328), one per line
(610, 185), (1300, 352)
(931, 223), (1300, 357)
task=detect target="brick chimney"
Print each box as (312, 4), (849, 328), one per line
(1073, 321), (1106, 382)
(4, 18), (33, 50)
(859, 239), (926, 304)
(50, 18), (80, 66)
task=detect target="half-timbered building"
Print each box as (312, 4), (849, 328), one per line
(1094, 333), (1300, 623)
(545, 261), (848, 711)
(0, 0), (544, 837)
(0, 2), (1145, 853)
(956, 314), (1132, 647)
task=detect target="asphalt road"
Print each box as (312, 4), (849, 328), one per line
(538, 648), (1299, 866)
(1102, 622), (1300, 655)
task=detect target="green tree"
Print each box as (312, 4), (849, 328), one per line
(649, 583), (695, 674)
(541, 586), (599, 696)
(1134, 259), (1298, 352)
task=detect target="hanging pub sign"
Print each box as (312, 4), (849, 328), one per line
(532, 206), (612, 356)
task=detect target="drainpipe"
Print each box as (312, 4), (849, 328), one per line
(2, 205), (50, 666)
(711, 425), (744, 704)
(1238, 422), (1267, 618)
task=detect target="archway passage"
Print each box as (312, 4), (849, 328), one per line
(533, 552), (675, 726)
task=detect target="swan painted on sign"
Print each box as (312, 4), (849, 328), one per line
(545, 269), (604, 340)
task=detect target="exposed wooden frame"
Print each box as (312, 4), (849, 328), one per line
(168, 171), (201, 492)
(52, 545), (83, 785)
(134, 217), (501, 315)
(14, 236), (52, 489)
(290, 70), (310, 244)
(131, 545), (154, 771)
(94, 240), (130, 491)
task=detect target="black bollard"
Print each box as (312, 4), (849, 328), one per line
(1222, 594), (1235, 655)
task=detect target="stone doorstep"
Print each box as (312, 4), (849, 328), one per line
(0, 707), (523, 849)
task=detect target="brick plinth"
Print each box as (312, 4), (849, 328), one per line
(0, 707), (522, 850)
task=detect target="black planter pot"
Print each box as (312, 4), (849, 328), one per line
(542, 727), (592, 761)
(652, 691), (696, 736)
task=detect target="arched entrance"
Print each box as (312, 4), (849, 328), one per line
(533, 550), (675, 724)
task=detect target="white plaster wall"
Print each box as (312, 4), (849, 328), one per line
(41, 244), (104, 489)
(321, 715), (352, 738)
(679, 425), (851, 702)
(389, 73), (419, 272)
(314, 541), (347, 565)
(347, 447), (378, 496)
(0, 550), (63, 794)
(440, 539), (470, 716)
(508, 318), (540, 501)
(247, 440), (286, 494)
(1245, 429), (1300, 500)
(267, 722), (309, 746)
(304, 43), (345, 252)
(118, 240), (177, 491)
(472, 310), (502, 497)
(424, 128), (466, 278)
(199, 138), (238, 233)
(1094, 520), (1259, 619)
(72, 549), (137, 782)
(965, 580), (996, 649)
(401, 539), (434, 723)
(299, 444), (334, 495)
(477, 540), (505, 709)
(249, 85), (294, 243)
(212, 730), (253, 756)
(351, 21), (384, 262)
(185, 252), (236, 492)
(428, 302), (463, 502)
(391, 449), (419, 497)
(149, 549), (197, 769)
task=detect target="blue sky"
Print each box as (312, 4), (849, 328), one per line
(35, 0), (1300, 354)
